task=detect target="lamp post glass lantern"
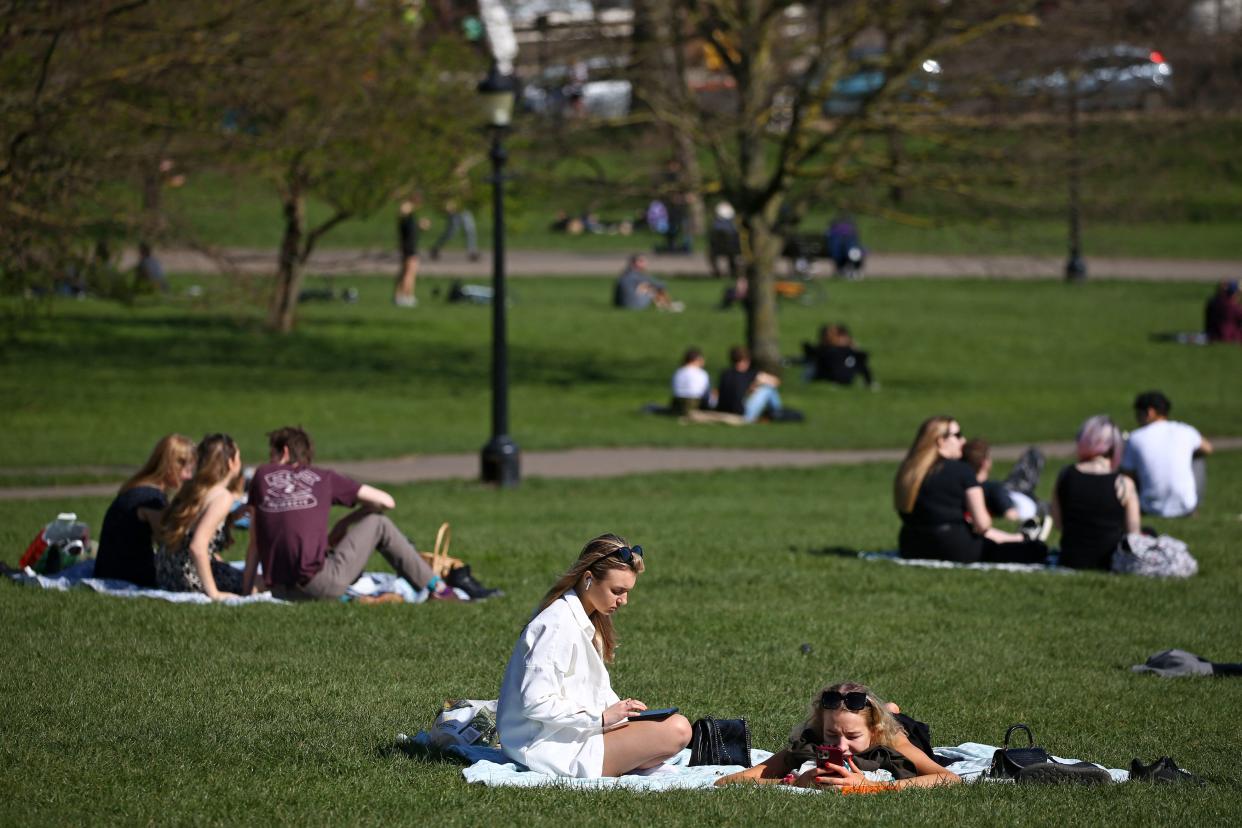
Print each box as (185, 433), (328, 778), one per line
(479, 65), (520, 486)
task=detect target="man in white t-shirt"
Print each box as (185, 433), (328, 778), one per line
(670, 347), (712, 413)
(1121, 391), (1214, 518)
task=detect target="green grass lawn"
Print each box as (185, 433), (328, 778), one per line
(2, 454), (1240, 825)
(1, 275), (1239, 470)
(156, 117), (1242, 260)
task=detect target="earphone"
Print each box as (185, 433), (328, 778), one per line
(584, 576), (593, 589)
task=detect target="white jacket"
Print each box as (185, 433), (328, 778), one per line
(497, 591), (620, 777)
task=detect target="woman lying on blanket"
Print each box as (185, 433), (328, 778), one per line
(95, 434), (196, 587)
(496, 534), (692, 778)
(895, 416), (1048, 565)
(154, 433), (246, 600)
(717, 682), (960, 790)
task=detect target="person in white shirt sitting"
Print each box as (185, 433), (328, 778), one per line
(1121, 390), (1214, 518)
(497, 534), (692, 778)
(669, 347), (713, 414)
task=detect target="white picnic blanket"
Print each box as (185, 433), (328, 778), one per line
(403, 732), (1128, 790)
(7, 559), (445, 605)
(860, 550), (1072, 575)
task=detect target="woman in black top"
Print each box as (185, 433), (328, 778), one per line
(1052, 415), (1140, 570)
(893, 416), (1047, 563)
(94, 434), (195, 586)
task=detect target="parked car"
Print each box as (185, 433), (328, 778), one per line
(1014, 44), (1174, 110)
(521, 57), (632, 119)
(823, 48), (943, 116)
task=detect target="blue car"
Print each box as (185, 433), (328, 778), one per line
(822, 49), (943, 116)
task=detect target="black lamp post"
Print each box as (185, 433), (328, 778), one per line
(478, 63), (521, 487)
(1064, 69), (1087, 282)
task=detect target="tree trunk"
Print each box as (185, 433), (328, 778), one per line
(887, 126), (905, 206)
(674, 128), (706, 236)
(741, 210), (784, 373)
(632, 0), (704, 235)
(269, 192), (305, 333)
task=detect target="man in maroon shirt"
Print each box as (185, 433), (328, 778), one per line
(242, 426), (458, 601)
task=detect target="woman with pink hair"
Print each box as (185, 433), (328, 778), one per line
(1051, 415), (1141, 570)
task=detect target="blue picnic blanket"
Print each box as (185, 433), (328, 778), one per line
(402, 732), (1129, 790)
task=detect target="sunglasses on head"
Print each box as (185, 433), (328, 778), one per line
(611, 545), (643, 564)
(821, 690), (869, 711)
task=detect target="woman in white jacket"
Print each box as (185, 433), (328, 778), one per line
(497, 534), (692, 777)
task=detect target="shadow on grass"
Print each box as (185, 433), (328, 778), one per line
(5, 310), (663, 391)
(806, 545), (865, 558)
(380, 735), (470, 766)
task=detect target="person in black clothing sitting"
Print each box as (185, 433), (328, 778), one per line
(95, 434), (196, 586)
(805, 324), (876, 388)
(894, 416), (1048, 564)
(716, 345), (786, 423)
(1051, 415), (1141, 570)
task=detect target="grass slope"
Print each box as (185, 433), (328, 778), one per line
(2, 276), (1239, 469)
(158, 118), (1242, 259)
(2, 455), (1240, 825)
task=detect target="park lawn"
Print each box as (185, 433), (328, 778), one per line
(1, 274), (1239, 471)
(155, 116), (1242, 260)
(2, 454), (1241, 826)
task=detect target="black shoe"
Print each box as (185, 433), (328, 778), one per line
(445, 565), (503, 600)
(1130, 756), (1206, 786)
(1015, 761), (1111, 785)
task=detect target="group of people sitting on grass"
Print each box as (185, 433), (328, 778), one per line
(894, 390), (1213, 568)
(664, 345), (801, 423)
(93, 426), (499, 602)
(496, 532), (960, 787)
(801, 323), (877, 389)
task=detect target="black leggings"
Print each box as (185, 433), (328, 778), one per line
(899, 523), (1047, 564)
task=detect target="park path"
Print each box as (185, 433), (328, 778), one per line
(134, 247), (1239, 282)
(3, 437), (1240, 502)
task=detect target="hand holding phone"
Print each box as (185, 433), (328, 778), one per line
(628, 706), (678, 721)
(814, 744), (852, 774)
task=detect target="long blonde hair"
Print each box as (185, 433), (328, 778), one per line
(790, 681), (903, 749)
(120, 434), (195, 495)
(537, 533), (645, 664)
(158, 434), (238, 549)
(893, 416), (956, 514)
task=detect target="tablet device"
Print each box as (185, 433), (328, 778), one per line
(628, 707), (678, 721)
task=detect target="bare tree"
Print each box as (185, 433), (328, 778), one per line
(204, 1), (478, 332)
(0, 1), (245, 303)
(638, 1), (1041, 370)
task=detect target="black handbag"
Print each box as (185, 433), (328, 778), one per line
(688, 717), (752, 767)
(989, 723), (1052, 779)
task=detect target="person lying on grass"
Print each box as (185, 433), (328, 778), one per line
(154, 433), (246, 600)
(716, 682), (960, 790)
(496, 534), (692, 778)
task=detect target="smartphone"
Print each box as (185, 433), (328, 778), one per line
(815, 744), (851, 772)
(628, 707), (678, 721)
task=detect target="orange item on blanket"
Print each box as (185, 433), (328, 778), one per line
(840, 783), (894, 795)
